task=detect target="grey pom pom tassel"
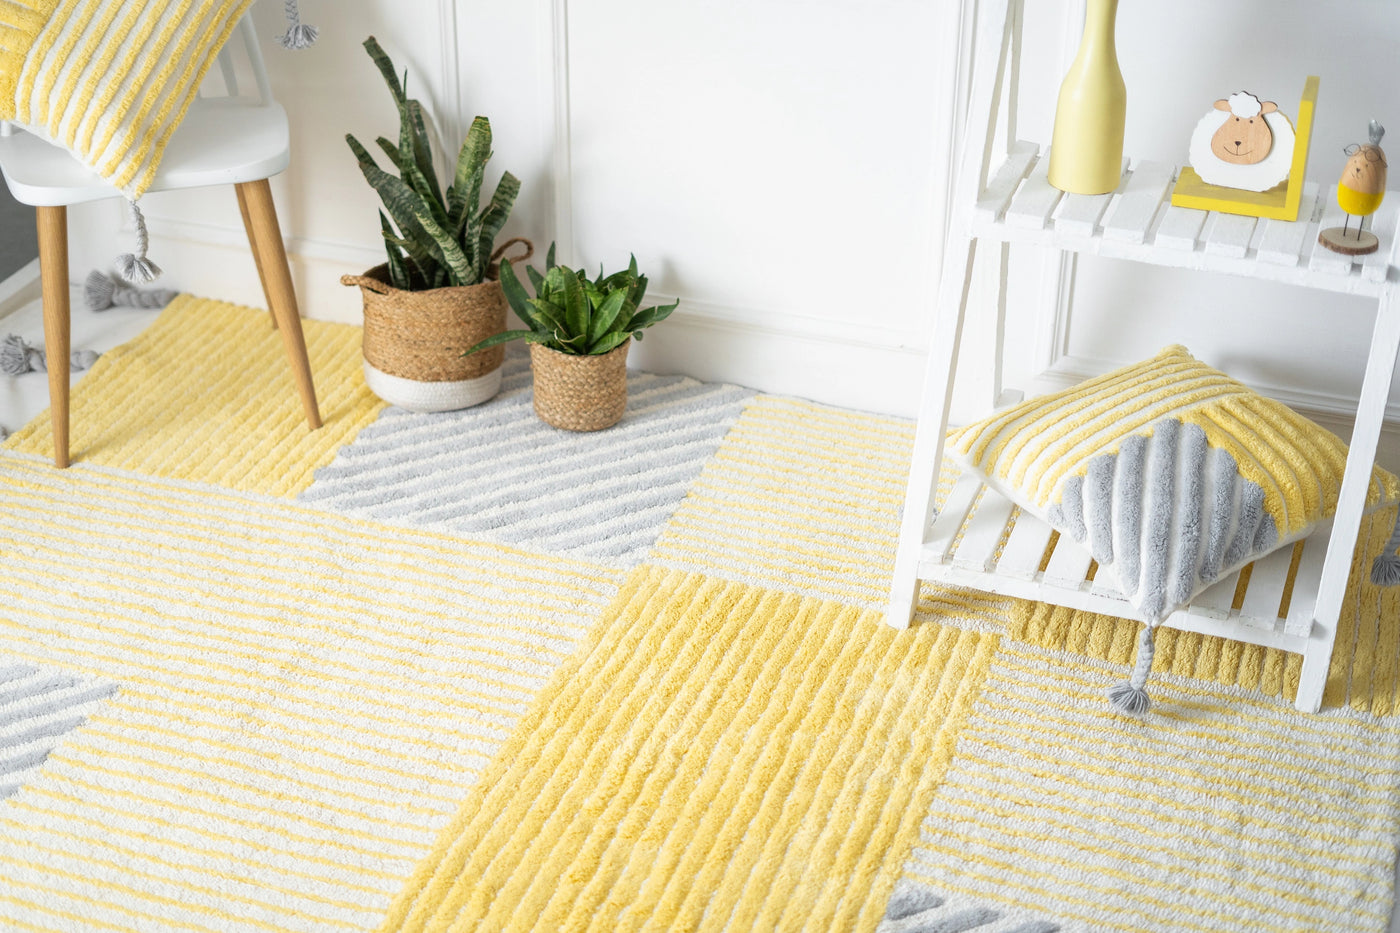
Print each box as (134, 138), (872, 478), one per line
(85, 270), (179, 311)
(0, 335), (44, 376)
(0, 334), (99, 374)
(1372, 508), (1400, 586)
(115, 200), (162, 284)
(277, 0), (319, 49)
(1108, 624), (1156, 715)
(1369, 120), (1386, 148)
(85, 269), (115, 310)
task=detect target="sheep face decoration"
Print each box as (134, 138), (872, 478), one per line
(1188, 91), (1297, 192)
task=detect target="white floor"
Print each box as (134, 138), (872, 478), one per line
(1, 282), (1399, 931)
(0, 285), (160, 437)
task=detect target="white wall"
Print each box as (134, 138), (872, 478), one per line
(60, 0), (1400, 465)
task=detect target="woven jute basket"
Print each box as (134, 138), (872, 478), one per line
(341, 238), (532, 412)
(529, 339), (630, 431)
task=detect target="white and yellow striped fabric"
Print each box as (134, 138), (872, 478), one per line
(0, 0), (253, 197)
(948, 345), (1400, 622)
(4, 302), (1400, 931)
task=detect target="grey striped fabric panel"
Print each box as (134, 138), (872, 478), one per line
(1, 663), (118, 799)
(877, 879), (1060, 933)
(302, 349), (755, 565)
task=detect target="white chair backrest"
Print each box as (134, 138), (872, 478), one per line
(207, 15), (274, 105)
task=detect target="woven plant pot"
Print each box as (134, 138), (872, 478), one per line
(341, 238), (532, 412)
(529, 339), (630, 431)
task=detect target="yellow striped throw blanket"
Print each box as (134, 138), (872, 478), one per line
(0, 0), (315, 277)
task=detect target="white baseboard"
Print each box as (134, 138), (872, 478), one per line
(0, 259), (41, 320)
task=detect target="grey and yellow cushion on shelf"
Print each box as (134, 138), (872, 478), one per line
(946, 345), (1400, 712)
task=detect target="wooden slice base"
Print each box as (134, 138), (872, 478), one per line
(1318, 226), (1379, 255)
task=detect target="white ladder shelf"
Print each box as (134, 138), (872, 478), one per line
(885, 0), (1400, 713)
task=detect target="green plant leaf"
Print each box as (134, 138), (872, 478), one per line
(561, 267), (590, 339)
(525, 264), (545, 295)
(541, 266), (570, 304)
(587, 331), (630, 355)
(379, 211), (410, 289)
(476, 171), (520, 273)
(351, 136), (472, 284)
(349, 133), (436, 264)
(450, 117), (492, 227)
(497, 260), (535, 319)
(363, 37), (406, 105)
(527, 298), (570, 338)
(374, 137), (405, 174)
(624, 299), (679, 332)
(462, 329), (554, 356)
(588, 288), (628, 344)
(545, 241), (557, 270)
(404, 99), (442, 202)
(630, 273), (649, 311)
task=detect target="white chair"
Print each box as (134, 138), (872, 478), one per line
(0, 15), (321, 468)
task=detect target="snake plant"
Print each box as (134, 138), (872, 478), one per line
(346, 37), (519, 291)
(465, 244), (679, 356)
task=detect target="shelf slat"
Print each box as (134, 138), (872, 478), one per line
(1004, 152), (1063, 229)
(1193, 570), (1241, 619)
(997, 511), (1054, 580)
(925, 474), (982, 564)
(953, 492), (1017, 572)
(1203, 212), (1258, 258)
(1285, 529), (1330, 637)
(1256, 184), (1320, 265)
(1053, 157), (1131, 237)
(1102, 160), (1176, 244)
(1043, 533), (1094, 589)
(975, 141), (1040, 225)
(1153, 203), (1208, 251)
(1239, 543), (1295, 629)
(1362, 199), (1400, 283)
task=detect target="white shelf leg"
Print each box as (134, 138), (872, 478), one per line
(886, 0), (1014, 629)
(888, 243), (980, 628)
(1296, 284), (1400, 712)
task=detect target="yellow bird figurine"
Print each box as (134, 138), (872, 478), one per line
(1320, 121), (1387, 255)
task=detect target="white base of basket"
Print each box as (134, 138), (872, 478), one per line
(363, 360), (503, 412)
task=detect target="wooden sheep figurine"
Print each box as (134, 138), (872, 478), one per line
(1188, 91), (1296, 192)
(1319, 121), (1387, 255)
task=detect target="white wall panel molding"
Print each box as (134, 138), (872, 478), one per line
(549, 0), (574, 267)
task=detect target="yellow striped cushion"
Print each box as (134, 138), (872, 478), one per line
(948, 345), (1400, 621)
(1, 0), (253, 198)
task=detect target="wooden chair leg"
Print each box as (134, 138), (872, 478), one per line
(235, 179), (322, 430)
(36, 206), (70, 468)
(235, 183), (277, 330)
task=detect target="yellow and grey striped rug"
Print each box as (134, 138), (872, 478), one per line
(2, 297), (1398, 932)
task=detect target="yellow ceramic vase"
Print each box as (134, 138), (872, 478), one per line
(1047, 0), (1127, 195)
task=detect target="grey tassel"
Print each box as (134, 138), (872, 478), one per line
(1108, 625), (1156, 715)
(114, 200), (162, 284)
(0, 335), (99, 375)
(1369, 120), (1386, 147)
(85, 270), (179, 312)
(277, 0), (319, 49)
(0, 335), (43, 376)
(1372, 509), (1400, 586)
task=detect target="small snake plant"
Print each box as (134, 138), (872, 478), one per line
(466, 244), (679, 357)
(346, 37), (519, 291)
